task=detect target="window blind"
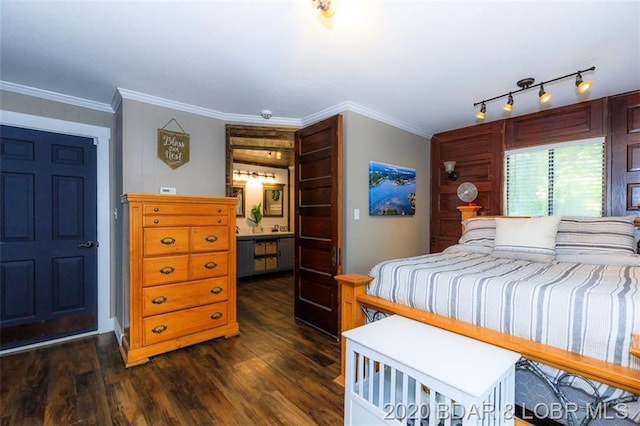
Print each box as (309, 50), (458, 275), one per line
(504, 137), (605, 217)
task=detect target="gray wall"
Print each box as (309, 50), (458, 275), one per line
(120, 98), (227, 196)
(342, 111), (431, 274)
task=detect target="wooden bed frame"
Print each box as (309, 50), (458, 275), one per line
(334, 210), (640, 399)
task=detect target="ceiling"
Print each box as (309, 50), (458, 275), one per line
(1, 1), (639, 138)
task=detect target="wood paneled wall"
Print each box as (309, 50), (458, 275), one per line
(610, 92), (640, 216)
(430, 121), (503, 252)
(430, 91), (639, 253)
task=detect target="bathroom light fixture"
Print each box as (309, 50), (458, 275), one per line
(313, 0), (336, 17)
(473, 66), (595, 120)
(443, 161), (459, 181)
(233, 169), (276, 182)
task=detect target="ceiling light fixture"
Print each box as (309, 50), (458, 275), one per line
(473, 66), (595, 120)
(502, 93), (514, 112)
(538, 83), (552, 104)
(313, 0), (336, 17)
(575, 72), (593, 94)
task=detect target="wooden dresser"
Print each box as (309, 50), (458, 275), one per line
(120, 193), (239, 367)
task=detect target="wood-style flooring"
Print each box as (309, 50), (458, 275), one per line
(0, 272), (344, 425)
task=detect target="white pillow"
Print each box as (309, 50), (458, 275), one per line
(492, 216), (561, 262)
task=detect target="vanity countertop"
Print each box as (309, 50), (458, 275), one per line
(236, 231), (294, 240)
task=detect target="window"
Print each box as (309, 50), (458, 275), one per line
(504, 137), (605, 217)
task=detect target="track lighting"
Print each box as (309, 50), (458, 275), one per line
(575, 72), (593, 94)
(538, 84), (553, 104)
(502, 93), (514, 112)
(473, 66), (595, 120)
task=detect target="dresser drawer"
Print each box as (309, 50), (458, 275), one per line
(142, 277), (228, 316)
(190, 226), (229, 252)
(190, 252), (228, 280)
(144, 227), (190, 256)
(143, 215), (228, 227)
(143, 255), (189, 286)
(143, 302), (229, 345)
(143, 203), (229, 216)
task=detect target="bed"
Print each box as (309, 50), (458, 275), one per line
(336, 214), (640, 425)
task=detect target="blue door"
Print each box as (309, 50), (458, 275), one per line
(0, 125), (98, 349)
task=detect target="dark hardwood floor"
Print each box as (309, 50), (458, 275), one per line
(0, 272), (344, 425)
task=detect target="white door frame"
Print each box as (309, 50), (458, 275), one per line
(0, 110), (113, 352)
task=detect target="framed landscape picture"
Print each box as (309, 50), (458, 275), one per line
(369, 161), (416, 216)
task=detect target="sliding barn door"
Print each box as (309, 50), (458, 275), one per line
(294, 115), (343, 338)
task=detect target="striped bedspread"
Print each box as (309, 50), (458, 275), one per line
(367, 245), (640, 391)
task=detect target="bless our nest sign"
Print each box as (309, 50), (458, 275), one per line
(158, 123), (190, 170)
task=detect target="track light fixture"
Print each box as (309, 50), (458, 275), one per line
(502, 93), (514, 112)
(538, 83), (552, 104)
(575, 72), (593, 94)
(473, 66), (595, 120)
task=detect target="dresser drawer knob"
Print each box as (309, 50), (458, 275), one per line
(160, 237), (176, 245)
(151, 324), (167, 334)
(217, 208), (222, 213)
(154, 207), (159, 212)
(216, 218), (222, 224)
(204, 262), (217, 269)
(151, 295), (167, 304)
(154, 219), (160, 224)
(210, 312), (223, 320)
(159, 266), (175, 275)
(205, 235), (218, 243)
(210, 286), (223, 294)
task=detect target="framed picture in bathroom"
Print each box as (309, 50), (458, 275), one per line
(263, 183), (284, 217)
(232, 181), (245, 217)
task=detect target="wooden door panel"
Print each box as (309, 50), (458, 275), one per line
(299, 187), (332, 206)
(0, 125), (98, 349)
(299, 215), (331, 239)
(294, 115), (342, 337)
(299, 244), (333, 274)
(610, 91), (640, 216)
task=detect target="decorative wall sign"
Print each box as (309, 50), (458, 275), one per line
(158, 118), (190, 169)
(369, 161), (416, 216)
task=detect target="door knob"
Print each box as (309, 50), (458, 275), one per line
(78, 240), (99, 249)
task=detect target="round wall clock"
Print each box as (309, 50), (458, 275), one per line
(456, 182), (478, 205)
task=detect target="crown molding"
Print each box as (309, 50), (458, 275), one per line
(301, 101), (431, 139)
(0, 80), (114, 113)
(1, 82), (430, 138)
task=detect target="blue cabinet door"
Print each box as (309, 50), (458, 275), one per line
(0, 125), (98, 349)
